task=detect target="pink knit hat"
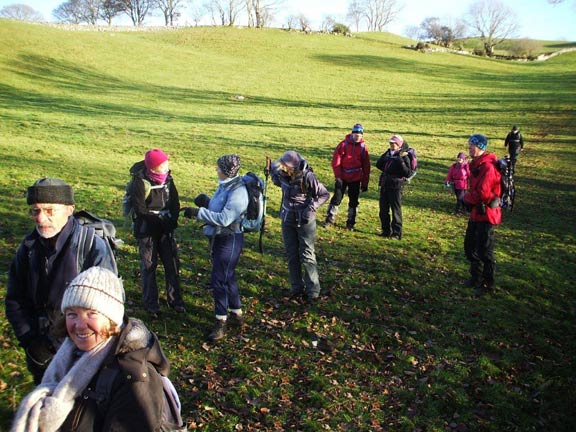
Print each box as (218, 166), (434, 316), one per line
(389, 135), (404, 146)
(144, 148), (169, 170)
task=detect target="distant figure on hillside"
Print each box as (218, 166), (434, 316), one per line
(504, 125), (524, 172)
(271, 151), (330, 304)
(129, 148), (185, 319)
(182, 154), (249, 342)
(324, 123), (371, 231)
(376, 135), (412, 240)
(445, 152), (471, 215)
(6, 178), (117, 384)
(463, 134), (502, 296)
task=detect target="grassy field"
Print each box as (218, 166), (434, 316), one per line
(0, 20), (575, 431)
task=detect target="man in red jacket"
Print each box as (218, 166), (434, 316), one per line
(324, 123), (371, 230)
(463, 134), (502, 295)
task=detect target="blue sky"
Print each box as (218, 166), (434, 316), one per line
(1, 0), (575, 41)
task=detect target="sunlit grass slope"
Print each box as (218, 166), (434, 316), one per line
(0, 19), (575, 431)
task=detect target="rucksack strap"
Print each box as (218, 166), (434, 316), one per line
(76, 226), (96, 273)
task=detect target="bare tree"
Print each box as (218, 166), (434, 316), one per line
(346, 0), (362, 32)
(297, 13), (311, 32)
(204, 0), (226, 25)
(81, 0), (102, 24)
(53, 0), (84, 23)
(156, 0), (186, 26)
(362, 0), (401, 32)
(246, 0), (282, 28)
(99, 0), (123, 25)
(190, 4), (205, 25)
(0, 3), (44, 21)
(118, 0), (155, 25)
(284, 14), (297, 30)
(467, 0), (519, 56)
(321, 15), (336, 33)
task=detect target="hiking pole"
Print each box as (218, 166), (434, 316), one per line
(259, 155), (271, 254)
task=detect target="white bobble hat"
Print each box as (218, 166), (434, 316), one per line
(61, 267), (125, 326)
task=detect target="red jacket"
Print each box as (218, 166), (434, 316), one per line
(445, 161), (470, 190)
(464, 152), (502, 225)
(331, 134), (370, 187)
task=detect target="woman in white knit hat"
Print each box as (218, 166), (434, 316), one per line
(11, 266), (184, 432)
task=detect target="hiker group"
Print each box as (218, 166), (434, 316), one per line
(5, 123), (523, 431)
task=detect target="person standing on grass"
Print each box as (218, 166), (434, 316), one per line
(445, 152), (471, 215)
(463, 134), (502, 295)
(504, 125), (524, 173)
(182, 155), (249, 342)
(376, 134), (412, 239)
(11, 266), (183, 432)
(271, 150), (330, 304)
(6, 178), (117, 385)
(324, 123), (371, 231)
(131, 148), (185, 319)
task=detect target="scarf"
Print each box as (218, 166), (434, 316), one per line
(11, 336), (116, 432)
(147, 170), (168, 185)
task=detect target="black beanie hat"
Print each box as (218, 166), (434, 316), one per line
(217, 154), (241, 178)
(27, 178), (75, 205)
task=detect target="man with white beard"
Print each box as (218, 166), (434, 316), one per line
(5, 178), (116, 384)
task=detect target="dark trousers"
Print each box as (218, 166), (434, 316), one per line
(210, 233), (243, 317)
(454, 188), (467, 213)
(329, 180), (360, 208)
(138, 232), (183, 312)
(379, 187), (403, 237)
(464, 220), (496, 284)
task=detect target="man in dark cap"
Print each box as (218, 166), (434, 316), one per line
(325, 123), (371, 231)
(504, 125), (524, 172)
(5, 178), (117, 384)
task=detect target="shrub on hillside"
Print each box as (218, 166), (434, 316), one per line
(509, 38), (540, 58)
(332, 23), (350, 35)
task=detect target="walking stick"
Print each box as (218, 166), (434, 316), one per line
(259, 155), (271, 254)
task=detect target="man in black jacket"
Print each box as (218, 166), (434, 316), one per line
(6, 178), (117, 384)
(504, 125), (524, 173)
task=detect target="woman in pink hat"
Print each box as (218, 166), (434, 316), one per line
(129, 148), (185, 319)
(445, 152), (471, 215)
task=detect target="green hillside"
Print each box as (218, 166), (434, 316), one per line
(0, 20), (575, 431)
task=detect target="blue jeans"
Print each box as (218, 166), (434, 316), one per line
(210, 233), (243, 316)
(282, 219), (321, 298)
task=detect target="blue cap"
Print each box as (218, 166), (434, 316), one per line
(352, 123), (364, 134)
(469, 134), (488, 150)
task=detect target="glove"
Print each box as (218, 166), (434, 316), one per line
(445, 182), (451, 188)
(335, 178), (343, 188)
(158, 209), (171, 220)
(194, 193), (211, 208)
(183, 207), (199, 219)
(361, 185), (368, 192)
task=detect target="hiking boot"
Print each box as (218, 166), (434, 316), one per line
(228, 312), (244, 328)
(207, 319), (227, 342)
(345, 225), (355, 231)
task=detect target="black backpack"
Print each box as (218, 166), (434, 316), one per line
(496, 156), (515, 211)
(239, 172), (266, 233)
(88, 364), (186, 431)
(75, 210), (121, 273)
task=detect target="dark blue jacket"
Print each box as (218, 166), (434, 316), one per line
(6, 216), (117, 348)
